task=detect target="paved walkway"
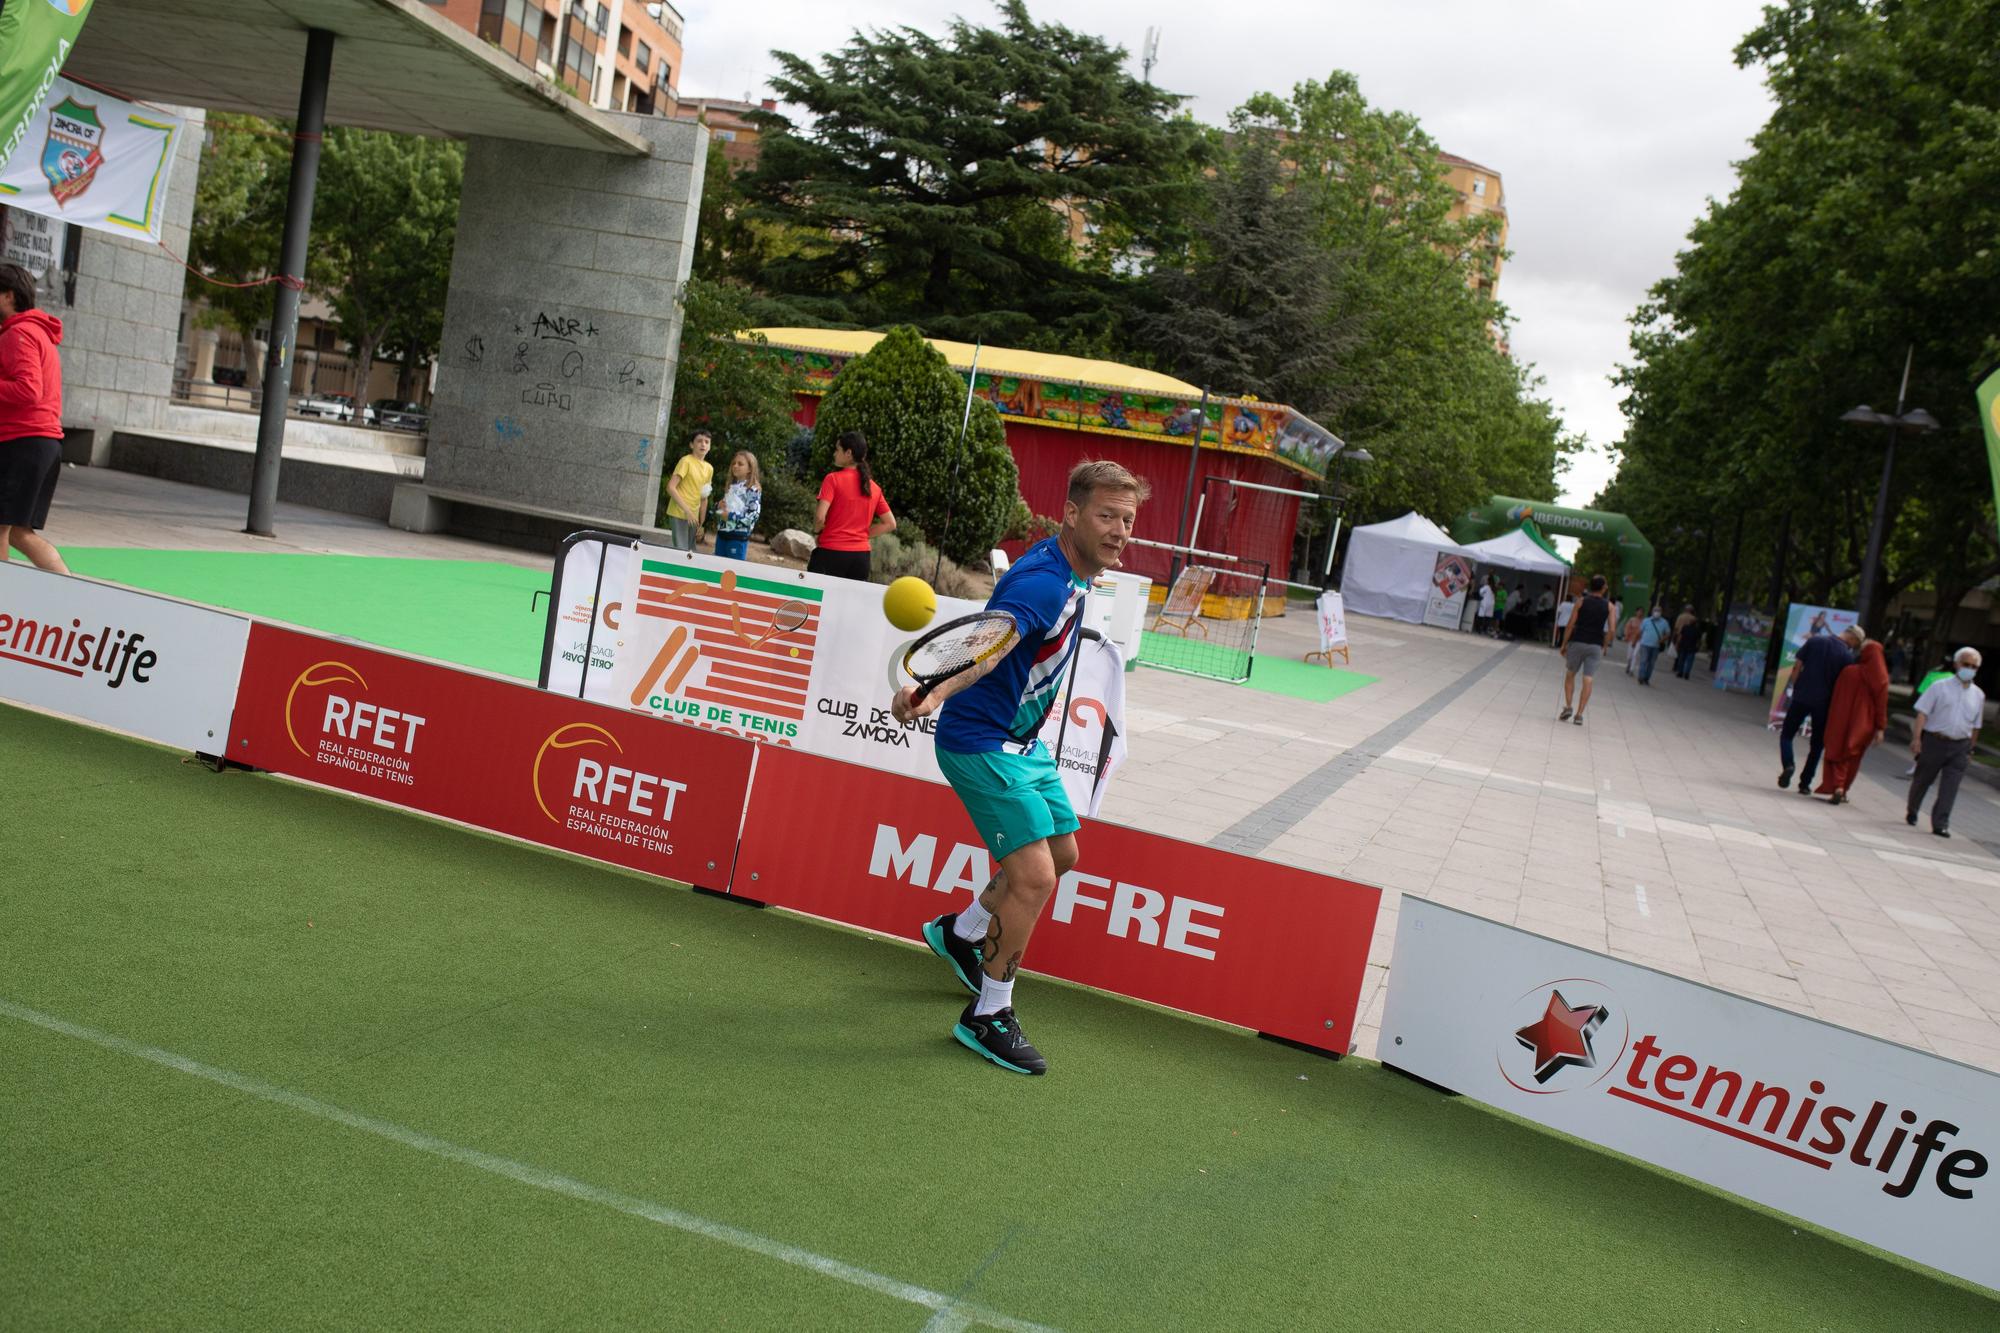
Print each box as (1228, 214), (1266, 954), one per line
(36, 468), (2000, 1074)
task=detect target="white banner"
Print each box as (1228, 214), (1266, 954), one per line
(1423, 552), (1472, 631)
(1316, 590), (1348, 651)
(541, 536), (633, 704)
(1381, 899), (2000, 1292)
(606, 546), (986, 780)
(0, 564), (249, 752)
(0, 78), (183, 242)
(1038, 634), (1126, 817)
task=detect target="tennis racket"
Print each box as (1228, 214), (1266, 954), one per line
(902, 611), (1019, 703)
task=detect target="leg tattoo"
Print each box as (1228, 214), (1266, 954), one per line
(980, 917), (1002, 966)
(1001, 951), (1022, 983)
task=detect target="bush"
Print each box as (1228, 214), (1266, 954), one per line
(869, 529), (986, 600)
(757, 469), (819, 538)
(808, 326), (1021, 567)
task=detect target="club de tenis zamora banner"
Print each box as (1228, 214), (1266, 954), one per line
(605, 547), (988, 782)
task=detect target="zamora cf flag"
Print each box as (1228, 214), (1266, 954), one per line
(1980, 366), (2000, 547)
(0, 0), (95, 172)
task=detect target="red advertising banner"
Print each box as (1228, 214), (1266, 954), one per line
(730, 747), (1380, 1052)
(228, 623), (753, 888)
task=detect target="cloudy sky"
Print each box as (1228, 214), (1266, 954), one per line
(675, 0), (1777, 505)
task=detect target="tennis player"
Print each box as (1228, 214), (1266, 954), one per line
(892, 460), (1149, 1074)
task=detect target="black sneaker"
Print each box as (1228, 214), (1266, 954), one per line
(953, 1003), (1047, 1075)
(922, 913), (983, 996)
(1907, 812), (1919, 827)
(1778, 766), (1794, 789)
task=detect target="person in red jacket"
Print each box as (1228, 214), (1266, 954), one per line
(0, 262), (69, 574)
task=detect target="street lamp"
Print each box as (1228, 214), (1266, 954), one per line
(1324, 447), (1373, 583)
(1841, 402), (1938, 627)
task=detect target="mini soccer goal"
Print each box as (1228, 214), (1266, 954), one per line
(1129, 538), (1271, 684)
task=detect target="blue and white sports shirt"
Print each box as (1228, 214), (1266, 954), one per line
(934, 536), (1087, 755)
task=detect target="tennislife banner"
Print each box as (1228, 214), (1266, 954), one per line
(1381, 899), (2000, 1293)
(731, 746), (1382, 1053)
(0, 75), (184, 242)
(0, 562), (248, 752)
(229, 623), (755, 889)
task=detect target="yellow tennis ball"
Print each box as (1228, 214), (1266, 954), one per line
(883, 576), (937, 632)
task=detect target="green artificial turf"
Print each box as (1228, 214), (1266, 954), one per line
(1141, 628), (1377, 701)
(3, 702), (1995, 1329)
(61, 549), (551, 680)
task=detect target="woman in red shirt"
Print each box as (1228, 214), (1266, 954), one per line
(0, 263), (69, 573)
(808, 430), (895, 580)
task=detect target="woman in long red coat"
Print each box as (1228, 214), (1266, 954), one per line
(1817, 639), (1890, 804)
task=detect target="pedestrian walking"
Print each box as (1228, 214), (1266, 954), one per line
(809, 430), (896, 580)
(1621, 610), (1642, 673)
(713, 450), (762, 561)
(1815, 639), (1889, 805)
(1907, 648), (1985, 838)
(1634, 606), (1672, 685)
(1474, 576), (1496, 636)
(1557, 574), (1615, 726)
(0, 262), (70, 574)
(1777, 624), (1862, 793)
(1553, 591), (1574, 649)
(663, 431), (713, 552)
(1673, 608), (1701, 679)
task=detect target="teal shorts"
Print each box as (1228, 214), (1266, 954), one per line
(936, 744), (1079, 862)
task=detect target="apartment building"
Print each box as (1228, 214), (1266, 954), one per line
(1438, 151), (1506, 300)
(424, 0), (685, 115)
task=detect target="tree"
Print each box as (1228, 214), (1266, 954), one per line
(312, 128), (463, 403)
(1131, 124), (1367, 419)
(187, 114), (307, 338)
(740, 0), (1207, 349)
(665, 278), (806, 528)
(1216, 76), (1574, 523)
(1608, 0), (2000, 670)
(808, 326), (1019, 564)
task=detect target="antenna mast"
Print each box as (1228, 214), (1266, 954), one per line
(1142, 27), (1160, 85)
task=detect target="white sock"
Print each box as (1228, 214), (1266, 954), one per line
(975, 974), (1014, 1016)
(952, 900), (992, 942)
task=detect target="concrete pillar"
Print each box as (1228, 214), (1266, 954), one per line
(424, 113), (707, 526)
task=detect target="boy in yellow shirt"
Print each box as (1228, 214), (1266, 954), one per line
(664, 432), (713, 551)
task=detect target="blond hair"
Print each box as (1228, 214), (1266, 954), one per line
(1067, 459), (1151, 508)
(730, 450), (762, 488)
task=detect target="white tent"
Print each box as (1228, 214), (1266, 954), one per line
(1460, 527), (1570, 577)
(1342, 512), (1466, 624)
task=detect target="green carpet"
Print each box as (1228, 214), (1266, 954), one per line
(62, 549), (550, 680)
(1141, 628), (1378, 700)
(3, 701), (1993, 1329)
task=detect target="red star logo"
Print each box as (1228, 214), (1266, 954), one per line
(1514, 990), (1608, 1084)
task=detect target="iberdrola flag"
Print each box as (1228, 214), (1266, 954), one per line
(1981, 366), (2000, 547)
(0, 1), (96, 173)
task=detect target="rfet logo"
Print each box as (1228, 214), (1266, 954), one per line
(533, 722), (685, 855)
(285, 659), (426, 785)
(1500, 980), (1989, 1202)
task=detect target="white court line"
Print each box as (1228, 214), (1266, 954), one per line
(1634, 884), (1651, 918)
(0, 998), (1056, 1333)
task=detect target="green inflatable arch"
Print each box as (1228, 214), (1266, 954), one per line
(1453, 496), (1655, 612)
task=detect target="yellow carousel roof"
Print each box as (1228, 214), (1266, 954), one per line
(741, 328), (1204, 398)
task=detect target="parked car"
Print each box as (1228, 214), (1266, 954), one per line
(369, 399), (430, 432)
(295, 392), (373, 423)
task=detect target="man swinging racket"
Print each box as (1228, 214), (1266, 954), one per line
(892, 460), (1149, 1074)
